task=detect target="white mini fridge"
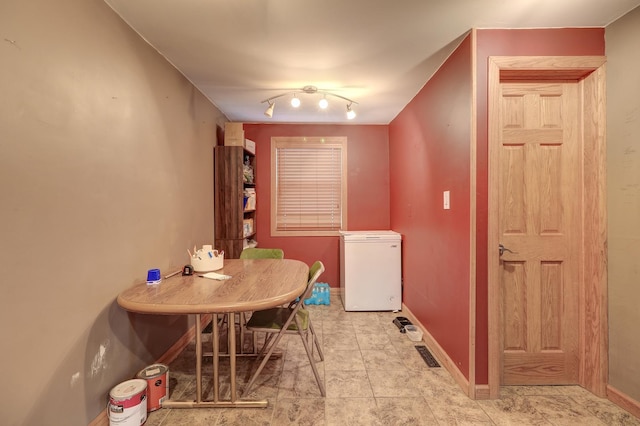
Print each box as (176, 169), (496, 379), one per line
(340, 230), (402, 311)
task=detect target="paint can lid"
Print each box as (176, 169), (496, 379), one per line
(109, 379), (147, 399)
(136, 363), (169, 379)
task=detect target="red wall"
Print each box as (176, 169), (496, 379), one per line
(243, 124), (390, 288)
(389, 36), (473, 377)
(473, 28), (605, 384)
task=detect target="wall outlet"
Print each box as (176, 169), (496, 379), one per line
(443, 190), (450, 209)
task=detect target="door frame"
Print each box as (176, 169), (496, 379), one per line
(487, 56), (608, 399)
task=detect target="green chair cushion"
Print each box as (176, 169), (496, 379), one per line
(240, 248), (285, 259)
(246, 307), (309, 331)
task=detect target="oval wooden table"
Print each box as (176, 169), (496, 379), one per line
(117, 258), (309, 408)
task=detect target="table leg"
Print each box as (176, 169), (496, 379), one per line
(212, 313), (219, 402)
(195, 313), (202, 403)
(161, 312), (268, 409)
(228, 312), (237, 402)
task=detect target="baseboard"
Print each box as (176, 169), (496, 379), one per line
(608, 384), (640, 419)
(474, 384), (491, 400)
(88, 314), (211, 426)
(401, 303), (473, 398)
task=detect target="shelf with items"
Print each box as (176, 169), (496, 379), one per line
(214, 123), (258, 259)
(243, 186), (256, 212)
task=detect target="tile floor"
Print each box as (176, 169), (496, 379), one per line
(145, 303), (639, 425)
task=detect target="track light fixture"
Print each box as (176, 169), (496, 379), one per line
(261, 85), (358, 120)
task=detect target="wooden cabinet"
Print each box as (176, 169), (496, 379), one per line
(214, 123), (257, 259)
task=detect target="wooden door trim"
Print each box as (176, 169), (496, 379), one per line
(468, 28), (478, 399)
(487, 56), (607, 399)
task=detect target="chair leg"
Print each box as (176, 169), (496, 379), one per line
(307, 321), (324, 361)
(295, 317), (325, 397)
(257, 333), (275, 357)
(242, 329), (287, 397)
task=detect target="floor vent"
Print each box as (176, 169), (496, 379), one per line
(415, 345), (440, 368)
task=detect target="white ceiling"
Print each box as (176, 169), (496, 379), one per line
(104, 0), (639, 125)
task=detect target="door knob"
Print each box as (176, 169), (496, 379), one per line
(499, 244), (516, 256)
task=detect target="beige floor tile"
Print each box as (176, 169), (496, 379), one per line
(349, 312), (387, 326)
(151, 407), (221, 425)
(361, 349), (407, 371)
(395, 344), (436, 370)
(167, 370), (196, 401)
(322, 330), (360, 351)
(236, 360), (283, 399)
(278, 364), (325, 398)
(367, 369), (419, 397)
(144, 407), (172, 426)
(272, 397), (325, 425)
(325, 370), (374, 398)
(426, 391), (493, 425)
(571, 393), (640, 426)
(322, 320), (356, 334)
(376, 397), (439, 425)
(323, 349), (366, 371)
(325, 397), (381, 426)
(530, 395), (607, 425)
(414, 369), (464, 400)
(215, 402), (275, 425)
(476, 396), (553, 425)
(355, 331), (394, 350)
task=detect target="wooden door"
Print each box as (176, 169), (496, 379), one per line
(497, 81), (581, 385)
(487, 56), (608, 398)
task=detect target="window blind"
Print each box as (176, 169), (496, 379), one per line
(275, 145), (343, 231)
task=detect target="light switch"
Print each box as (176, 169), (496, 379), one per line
(443, 190), (450, 210)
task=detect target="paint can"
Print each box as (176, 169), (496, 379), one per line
(136, 364), (169, 412)
(108, 378), (147, 426)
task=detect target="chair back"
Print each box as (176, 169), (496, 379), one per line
(300, 261), (325, 302)
(239, 247), (284, 259)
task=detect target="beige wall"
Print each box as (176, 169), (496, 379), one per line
(0, 0), (226, 424)
(606, 6), (640, 403)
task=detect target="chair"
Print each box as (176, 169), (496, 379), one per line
(239, 247), (284, 259)
(242, 261), (326, 397)
(238, 247), (285, 351)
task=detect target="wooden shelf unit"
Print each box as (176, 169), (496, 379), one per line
(214, 123), (256, 259)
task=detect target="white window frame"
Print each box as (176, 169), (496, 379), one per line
(270, 136), (348, 237)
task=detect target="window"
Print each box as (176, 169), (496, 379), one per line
(271, 136), (347, 236)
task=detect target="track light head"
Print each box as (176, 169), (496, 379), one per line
(319, 96), (328, 109)
(346, 103), (356, 120)
(264, 101), (274, 118)
(291, 94), (300, 108)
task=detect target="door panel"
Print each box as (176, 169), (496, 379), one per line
(498, 82), (580, 385)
